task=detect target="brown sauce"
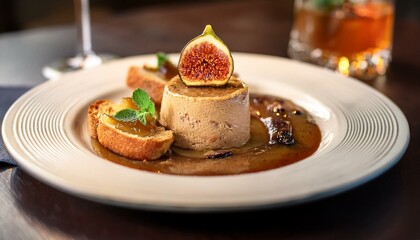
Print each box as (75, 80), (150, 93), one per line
(91, 93), (321, 176)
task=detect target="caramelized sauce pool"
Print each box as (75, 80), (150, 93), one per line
(91, 93), (321, 176)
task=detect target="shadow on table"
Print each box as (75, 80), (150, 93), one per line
(10, 166), (405, 240)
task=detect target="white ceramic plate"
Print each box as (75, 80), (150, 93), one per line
(2, 53), (409, 212)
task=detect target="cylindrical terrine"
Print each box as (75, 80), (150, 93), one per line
(159, 76), (250, 150)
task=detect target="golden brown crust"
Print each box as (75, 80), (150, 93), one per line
(97, 122), (173, 160)
(126, 66), (167, 105)
(88, 99), (173, 160)
(88, 99), (114, 139)
(166, 76), (247, 99)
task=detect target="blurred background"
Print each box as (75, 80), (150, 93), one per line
(0, 0), (229, 33)
(1, 0), (419, 34)
(1, 0), (419, 86)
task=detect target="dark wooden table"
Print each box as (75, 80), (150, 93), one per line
(1, 0), (419, 239)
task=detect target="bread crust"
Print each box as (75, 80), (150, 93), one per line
(126, 66), (167, 105)
(88, 99), (114, 139)
(88, 99), (173, 160)
(97, 122), (173, 160)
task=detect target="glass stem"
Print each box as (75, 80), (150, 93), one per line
(74, 0), (94, 57)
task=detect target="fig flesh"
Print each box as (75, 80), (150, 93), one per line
(178, 25), (234, 86)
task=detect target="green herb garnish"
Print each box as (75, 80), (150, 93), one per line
(113, 89), (156, 125)
(157, 52), (168, 69)
(157, 52), (178, 80)
(313, 0), (344, 10)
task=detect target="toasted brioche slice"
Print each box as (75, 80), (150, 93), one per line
(88, 100), (115, 139)
(126, 66), (167, 105)
(97, 121), (173, 160)
(88, 99), (174, 160)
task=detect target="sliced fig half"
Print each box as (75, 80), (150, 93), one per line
(178, 25), (234, 86)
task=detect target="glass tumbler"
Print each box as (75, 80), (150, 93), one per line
(287, 0), (394, 80)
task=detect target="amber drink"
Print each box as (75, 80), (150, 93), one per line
(288, 0), (394, 80)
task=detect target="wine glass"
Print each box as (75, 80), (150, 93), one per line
(42, 0), (117, 80)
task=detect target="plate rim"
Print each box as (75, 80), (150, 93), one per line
(2, 52), (410, 212)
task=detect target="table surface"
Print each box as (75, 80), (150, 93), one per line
(1, 0), (419, 239)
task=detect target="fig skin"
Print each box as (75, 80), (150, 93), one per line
(178, 25), (234, 87)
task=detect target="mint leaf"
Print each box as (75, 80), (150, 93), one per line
(155, 52), (178, 80)
(112, 88), (156, 125)
(136, 112), (150, 125)
(113, 109), (138, 122)
(157, 52), (168, 68)
(132, 89), (156, 116)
